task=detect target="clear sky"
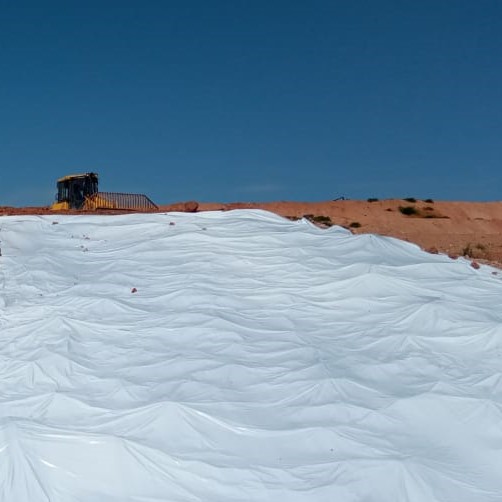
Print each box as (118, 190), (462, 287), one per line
(1, 1), (501, 205)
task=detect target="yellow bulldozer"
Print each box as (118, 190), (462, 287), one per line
(51, 172), (158, 212)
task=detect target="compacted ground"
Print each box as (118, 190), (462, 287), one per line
(2, 199), (502, 267)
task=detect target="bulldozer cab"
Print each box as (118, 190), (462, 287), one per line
(55, 173), (98, 209)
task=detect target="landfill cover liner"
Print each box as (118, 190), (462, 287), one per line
(1, 210), (502, 502)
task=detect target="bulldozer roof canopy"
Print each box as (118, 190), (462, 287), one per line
(57, 172), (98, 183)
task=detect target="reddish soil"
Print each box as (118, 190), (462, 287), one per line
(2, 199), (502, 267)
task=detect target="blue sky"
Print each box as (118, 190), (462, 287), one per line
(1, 1), (501, 205)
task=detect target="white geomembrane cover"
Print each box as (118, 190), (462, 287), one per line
(0, 210), (501, 501)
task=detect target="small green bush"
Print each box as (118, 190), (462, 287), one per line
(367, 198), (379, 202)
(462, 244), (472, 257)
(304, 214), (332, 226)
(403, 197), (417, 203)
(463, 243), (487, 257)
(399, 206), (418, 216)
(311, 215), (332, 224)
(349, 221), (361, 228)
(424, 198), (434, 203)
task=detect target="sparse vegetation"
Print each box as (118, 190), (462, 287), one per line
(399, 206), (418, 216)
(349, 221), (361, 228)
(403, 197), (417, 203)
(397, 204), (448, 219)
(462, 242), (487, 258)
(303, 214), (333, 226)
(462, 244), (473, 257)
(311, 215), (332, 224)
(424, 198), (434, 203)
(367, 198), (379, 202)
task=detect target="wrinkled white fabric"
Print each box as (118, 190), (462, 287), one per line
(0, 210), (501, 501)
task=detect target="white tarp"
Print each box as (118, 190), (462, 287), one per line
(0, 210), (501, 501)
